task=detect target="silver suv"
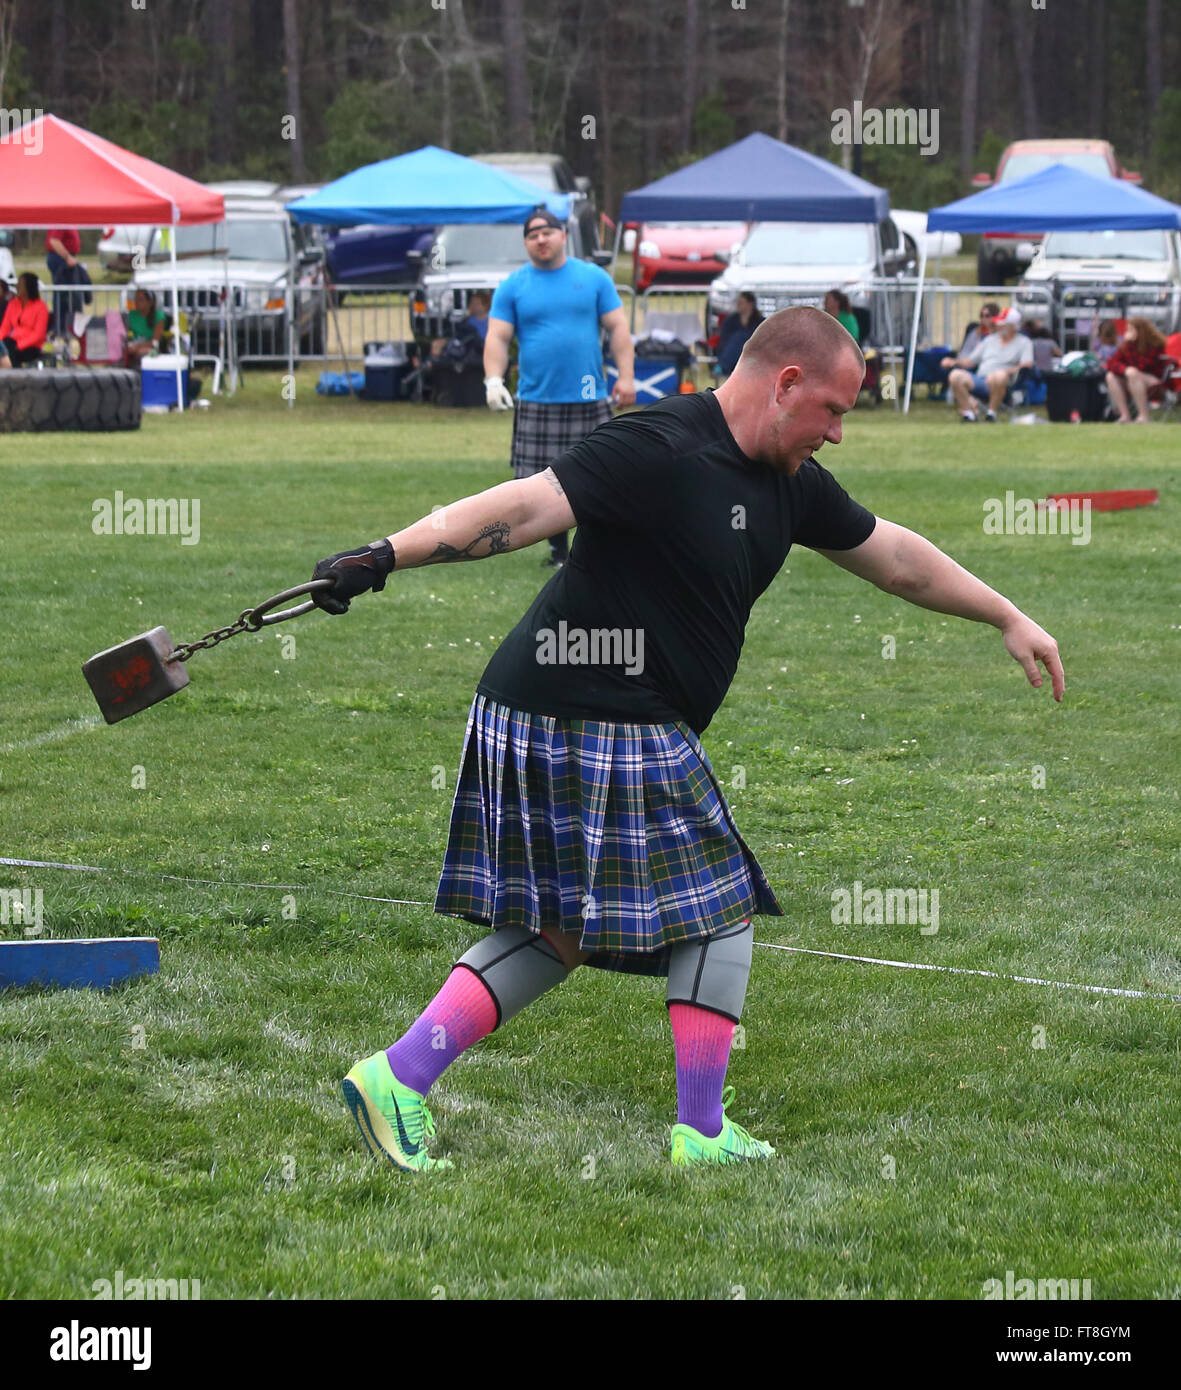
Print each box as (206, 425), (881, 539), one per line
(131, 198), (327, 359)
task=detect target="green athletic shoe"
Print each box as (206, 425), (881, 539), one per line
(670, 1085), (776, 1166)
(342, 1051), (453, 1172)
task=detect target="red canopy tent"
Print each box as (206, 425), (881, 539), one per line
(0, 113), (224, 407)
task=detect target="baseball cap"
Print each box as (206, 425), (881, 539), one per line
(523, 206), (564, 234)
(994, 306), (1022, 327)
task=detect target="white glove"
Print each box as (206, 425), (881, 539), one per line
(485, 375), (515, 411)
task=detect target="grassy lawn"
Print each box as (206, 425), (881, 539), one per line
(1, 381), (1178, 1299)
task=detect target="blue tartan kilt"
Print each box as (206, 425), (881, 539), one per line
(434, 695), (783, 976)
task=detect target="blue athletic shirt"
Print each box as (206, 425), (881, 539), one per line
(490, 259), (622, 403)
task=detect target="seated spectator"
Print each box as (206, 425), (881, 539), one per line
(716, 291), (764, 376)
(959, 302), (1001, 358)
(1022, 316), (1063, 374)
(464, 289), (492, 342)
(940, 306), (1033, 422)
(1105, 317), (1171, 424)
(125, 288), (167, 364)
(823, 289), (860, 343)
(1092, 319), (1120, 366)
(429, 289), (492, 359)
(0, 272), (50, 368)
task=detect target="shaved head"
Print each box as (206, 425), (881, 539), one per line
(738, 304), (863, 376)
(714, 305), (866, 475)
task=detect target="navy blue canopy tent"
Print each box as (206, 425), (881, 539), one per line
(619, 132), (889, 225)
(288, 145), (570, 226)
(904, 163), (1181, 410)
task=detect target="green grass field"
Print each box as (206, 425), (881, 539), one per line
(1, 379), (1178, 1299)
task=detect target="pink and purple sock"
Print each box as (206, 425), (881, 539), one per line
(669, 1001), (737, 1138)
(385, 966), (498, 1097)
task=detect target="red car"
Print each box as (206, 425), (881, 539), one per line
(972, 138), (1141, 285)
(632, 221), (746, 293)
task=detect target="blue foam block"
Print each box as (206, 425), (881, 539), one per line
(0, 937), (160, 990)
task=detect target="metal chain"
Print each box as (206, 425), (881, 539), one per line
(169, 608), (261, 663)
(166, 581), (332, 663)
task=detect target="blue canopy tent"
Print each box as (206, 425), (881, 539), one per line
(287, 145), (570, 226)
(618, 131), (889, 224)
(904, 163), (1181, 411)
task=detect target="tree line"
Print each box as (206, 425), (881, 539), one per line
(1, 0), (1179, 218)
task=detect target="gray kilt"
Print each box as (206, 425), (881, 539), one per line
(509, 398), (614, 479)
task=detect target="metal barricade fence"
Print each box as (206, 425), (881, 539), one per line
(899, 281), (1055, 412)
(638, 286), (709, 339)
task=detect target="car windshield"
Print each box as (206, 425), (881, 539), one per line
(739, 222), (874, 266)
(1001, 152), (1111, 182)
(1040, 229), (1172, 261)
(170, 219), (290, 261)
(433, 224), (530, 267)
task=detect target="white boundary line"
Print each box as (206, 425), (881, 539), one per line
(2, 855), (1178, 1004)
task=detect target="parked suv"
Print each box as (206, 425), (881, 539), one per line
(410, 216), (611, 343)
(706, 217), (916, 346)
(1017, 226), (1181, 351)
(971, 139), (1141, 285)
(131, 197), (327, 358)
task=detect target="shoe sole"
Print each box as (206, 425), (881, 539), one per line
(342, 1073), (419, 1172)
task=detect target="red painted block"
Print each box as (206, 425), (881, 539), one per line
(1044, 490), (1159, 513)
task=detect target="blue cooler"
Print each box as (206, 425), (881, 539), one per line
(141, 355), (190, 409)
(363, 341), (410, 401)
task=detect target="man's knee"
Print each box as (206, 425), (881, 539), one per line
(987, 370), (1008, 388)
(948, 368), (969, 386)
(540, 925), (589, 970)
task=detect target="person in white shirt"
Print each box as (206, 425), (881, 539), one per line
(941, 307), (1034, 422)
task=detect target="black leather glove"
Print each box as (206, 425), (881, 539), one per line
(312, 539), (396, 615)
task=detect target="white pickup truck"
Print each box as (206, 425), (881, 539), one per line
(1018, 227), (1181, 351)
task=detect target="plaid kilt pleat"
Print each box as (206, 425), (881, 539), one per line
(509, 398), (613, 478)
(434, 694), (783, 976)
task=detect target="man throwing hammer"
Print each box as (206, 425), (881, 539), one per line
(484, 204), (635, 568)
(313, 306), (1064, 1172)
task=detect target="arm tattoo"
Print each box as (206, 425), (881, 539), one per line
(427, 521), (511, 563)
(542, 467), (566, 498)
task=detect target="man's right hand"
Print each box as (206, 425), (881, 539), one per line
(311, 540), (396, 615)
(484, 375), (514, 411)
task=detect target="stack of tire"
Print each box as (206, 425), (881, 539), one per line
(0, 369), (141, 432)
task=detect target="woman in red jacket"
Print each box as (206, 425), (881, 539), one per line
(0, 273), (50, 368)
(1105, 317), (1172, 424)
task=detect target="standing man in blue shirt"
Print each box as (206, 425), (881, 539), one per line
(484, 205), (635, 568)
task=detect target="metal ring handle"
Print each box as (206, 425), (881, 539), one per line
(245, 579), (335, 628)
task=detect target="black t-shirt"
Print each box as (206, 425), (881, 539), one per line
(476, 389), (876, 734)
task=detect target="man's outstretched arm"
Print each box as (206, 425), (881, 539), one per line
(814, 517), (1065, 701)
(310, 469), (575, 613)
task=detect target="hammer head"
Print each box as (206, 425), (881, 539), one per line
(82, 626), (190, 724)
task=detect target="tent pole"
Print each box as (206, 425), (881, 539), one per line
(171, 232), (184, 413)
(903, 241), (927, 415)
